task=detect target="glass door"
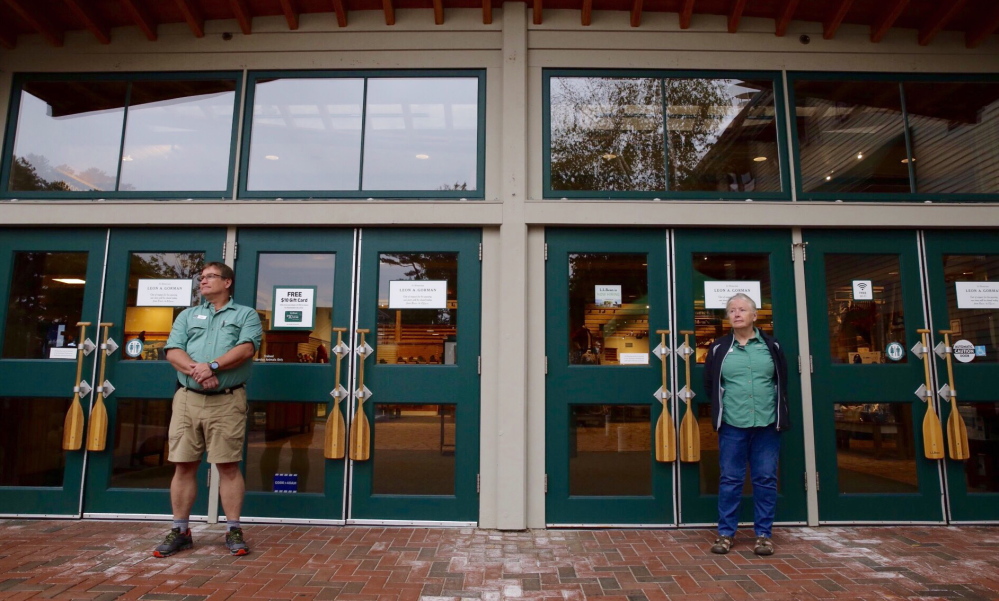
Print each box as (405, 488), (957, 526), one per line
(672, 229), (805, 526)
(0, 228), (107, 516)
(234, 228), (355, 522)
(804, 230), (944, 523)
(82, 228), (226, 517)
(924, 230), (999, 522)
(349, 228), (481, 523)
(545, 229), (673, 525)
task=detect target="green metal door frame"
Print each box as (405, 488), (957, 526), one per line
(803, 229), (944, 523)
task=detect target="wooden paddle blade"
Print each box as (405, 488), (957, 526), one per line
(946, 404), (970, 461)
(679, 402), (700, 463)
(324, 403), (346, 459)
(655, 410), (676, 463)
(86, 396), (108, 452)
(922, 404), (945, 459)
(62, 395), (85, 451)
(348, 407), (371, 461)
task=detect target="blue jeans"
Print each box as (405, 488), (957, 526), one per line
(717, 423), (781, 538)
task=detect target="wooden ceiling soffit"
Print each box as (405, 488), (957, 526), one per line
(631, 0), (642, 27)
(483, 0), (492, 25)
(870, 0), (910, 43)
(581, 0), (591, 26)
(5, 0), (64, 46)
(534, 0), (542, 25)
(774, 0), (800, 37)
(383, 0), (396, 26)
(175, 0), (206, 37)
(433, 0), (444, 24)
(229, 0), (253, 34)
(823, 0), (853, 39)
(918, 0), (964, 46)
(332, 0), (347, 27)
(63, 0), (112, 44)
(966, 2), (999, 48)
(279, 0), (299, 30)
(728, 0), (747, 33)
(679, 0), (695, 29)
(120, 0), (158, 41)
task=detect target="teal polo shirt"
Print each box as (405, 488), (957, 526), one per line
(720, 328), (776, 428)
(164, 298), (263, 391)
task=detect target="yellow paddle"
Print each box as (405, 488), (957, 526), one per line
(62, 322), (90, 451)
(917, 329), (944, 459)
(324, 327), (348, 459)
(86, 323), (113, 452)
(653, 329), (675, 463)
(939, 330), (970, 461)
(348, 329), (372, 461)
(678, 330), (700, 463)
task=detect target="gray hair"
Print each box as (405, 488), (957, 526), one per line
(726, 293), (757, 311)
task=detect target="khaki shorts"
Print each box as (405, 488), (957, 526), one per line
(168, 386), (248, 464)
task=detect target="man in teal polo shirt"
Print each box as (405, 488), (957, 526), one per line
(153, 261), (262, 558)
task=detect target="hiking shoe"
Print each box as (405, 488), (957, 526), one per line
(710, 535), (733, 555)
(225, 527), (250, 556)
(754, 536), (774, 556)
(152, 528), (193, 558)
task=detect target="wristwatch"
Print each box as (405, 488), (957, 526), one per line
(209, 361), (220, 373)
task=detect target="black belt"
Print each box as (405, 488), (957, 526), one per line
(183, 383), (245, 396)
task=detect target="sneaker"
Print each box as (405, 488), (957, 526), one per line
(753, 536), (774, 556)
(225, 527), (250, 556)
(152, 527), (193, 558)
(710, 535), (733, 555)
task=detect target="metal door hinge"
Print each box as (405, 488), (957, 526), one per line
(478, 355), (481, 375)
(544, 474), (548, 493)
(792, 241), (808, 262)
(233, 241), (237, 260)
(222, 242), (226, 261)
(479, 243), (482, 261)
(477, 473), (481, 493)
(545, 356), (548, 374)
(805, 471), (820, 492)
(544, 243), (548, 261)
(798, 356), (801, 374)
(810, 355), (814, 373)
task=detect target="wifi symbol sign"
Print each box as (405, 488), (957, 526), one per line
(854, 280), (873, 299)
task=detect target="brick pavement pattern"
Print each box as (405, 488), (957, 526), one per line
(0, 520), (997, 600)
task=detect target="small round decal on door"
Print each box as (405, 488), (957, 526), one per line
(885, 342), (905, 362)
(952, 339), (976, 363)
(124, 338), (144, 358)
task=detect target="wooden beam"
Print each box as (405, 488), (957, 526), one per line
(728, 0), (747, 33)
(966, 1), (999, 48)
(534, 0), (542, 25)
(229, 0), (252, 34)
(870, 0), (910, 43)
(433, 0), (444, 24)
(581, 0), (591, 26)
(774, 0), (800, 37)
(679, 0), (695, 29)
(331, 0), (347, 27)
(630, 0), (642, 27)
(823, 0), (853, 39)
(918, 0), (965, 45)
(383, 0), (395, 26)
(5, 0), (64, 46)
(174, 0), (205, 37)
(279, 0), (299, 30)
(120, 0), (158, 41)
(62, 0), (111, 43)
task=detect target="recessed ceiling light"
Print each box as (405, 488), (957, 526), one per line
(901, 157), (916, 163)
(753, 156), (767, 162)
(53, 278), (86, 285)
(265, 155), (280, 160)
(856, 152), (864, 160)
(601, 153), (617, 160)
(415, 154), (430, 159)
(121, 155), (133, 162)
(825, 175), (832, 181)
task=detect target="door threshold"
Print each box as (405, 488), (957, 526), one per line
(83, 513), (200, 521)
(347, 519), (476, 527)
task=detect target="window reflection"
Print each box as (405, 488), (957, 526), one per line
(834, 403), (918, 493)
(2, 252), (88, 359)
(122, 252), (204, 361)
(245, 401), (325, 494)
(691, 254), (773, 363)
(825, 254), (907, 364)
(372, 404), (455, 495)
(943, 254), (998, 364)
(253, 253), (335, 364)
(376, 253), (457, 366)
(794, 80), (910, 194)
(960, 402), (999, 493)
(697, 403), (778, 494)
(569, 405), (651, 496)
(0, 397), (69, 487)
(110, 399), (172, 489)
(568, 254), (648, 366)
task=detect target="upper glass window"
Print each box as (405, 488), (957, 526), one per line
(546, 72), (784, 199)
(242, 72), (484, 198)
(2, 75), (239, 197)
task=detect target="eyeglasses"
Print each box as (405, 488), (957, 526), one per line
(197, 274), (225, 282)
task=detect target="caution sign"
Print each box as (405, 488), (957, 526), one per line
(952, 339), (975, 363)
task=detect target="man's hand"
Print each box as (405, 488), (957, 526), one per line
(189, 362), (214, 384)
(199, 375), (220, 390)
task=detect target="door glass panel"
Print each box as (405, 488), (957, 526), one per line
(569, 405), (651, 496)
(122, 252), (204, 361)
(0, 397), (70, 486)
(696, 403), (779, 494)
(109, 399), (172, 489)
(825, 254), (907, 364)
(943, 254), (999, 364)
(834, 403), (918, 493)
(9, 81), (127, 192)
(568, 253), (648, 366)
(377, 253), (457, 366)
(245, 402), (324, 494)
(372, 404), (455, 495)
(2, 252), (88, 359)
(691, 253), (773, 363)
(960, 402), (999, 493)
(253, 253), (335, 364)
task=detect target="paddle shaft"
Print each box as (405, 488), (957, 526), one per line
(917, 329), (944, 459)
(86, 323), (113, 452)
(349, 329), (371, 461)
(654, 329), (675, 463)
(679, 330), (699, 462)
(940, 330), (970, 460)
(324, 328), (348, 459)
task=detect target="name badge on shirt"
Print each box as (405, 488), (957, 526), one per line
(196, 314), (208, 320)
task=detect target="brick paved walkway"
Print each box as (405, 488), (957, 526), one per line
(0, 520), (997, 600)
